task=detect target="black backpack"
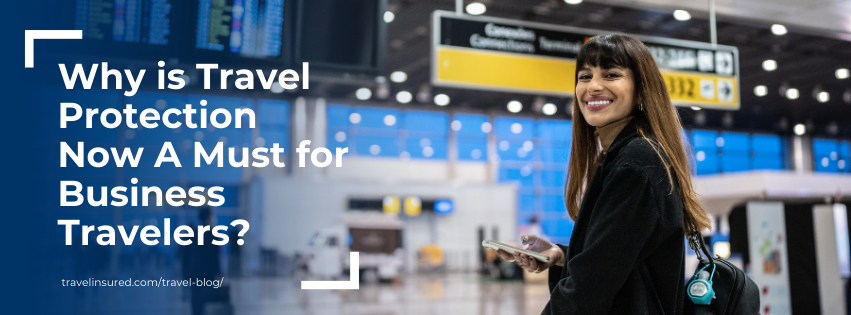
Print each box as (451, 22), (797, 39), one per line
(683, 233), (761, 315)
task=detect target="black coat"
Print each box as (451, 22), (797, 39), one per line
(544, 120), (686, 315)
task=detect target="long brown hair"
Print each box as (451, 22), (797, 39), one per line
(564, 34), (711, 234)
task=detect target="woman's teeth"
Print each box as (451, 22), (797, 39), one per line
(587, 100), (611, 105)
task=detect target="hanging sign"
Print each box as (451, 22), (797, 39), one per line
(432, 10), (740, 109)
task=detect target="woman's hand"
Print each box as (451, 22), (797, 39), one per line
(497, 235), (565, 273)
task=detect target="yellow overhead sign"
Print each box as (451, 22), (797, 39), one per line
(432, 11), (740, 110)
(436, 46), (576, 96)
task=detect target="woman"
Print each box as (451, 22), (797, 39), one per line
(498, 33), (711, 315)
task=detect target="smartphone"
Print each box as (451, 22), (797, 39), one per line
(482, 239), (550, 263)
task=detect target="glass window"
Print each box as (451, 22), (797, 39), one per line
(719, 132), (749, 173)
(692, 129), (719, 175)
(814, 138), (841, 173)
(403, 110), (448, 160)
(494, 116), (574, 244)
(751, 134), (783, 170)
(257, 99), (290, 150)
(453, 113), (490, 161)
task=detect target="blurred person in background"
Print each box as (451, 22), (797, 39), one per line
(499, 33), (711, 315)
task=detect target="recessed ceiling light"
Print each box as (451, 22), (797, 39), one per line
(507, 100), (523, 113)
(673, 10), (691, 21)
(434, 94), (450, 106)
(771, 24), (787, 35)
(817, 91), (830, 103)
(794, 123), (806, 136)
(355, 88), (371, 100)
(564, 0), (582, 4)
(836, 68), (850, 79)
(396, 91), (413, 104)
(390, 71), (407, 83)
(762, 59), (777, 71)
(691, 106), (701, 111)
(754, 85), (768, 97)
(786, 88), (799, 100)
(542, 103), (557, 115)
(384, 11), (395, 23)
(466, 2), (486, 15)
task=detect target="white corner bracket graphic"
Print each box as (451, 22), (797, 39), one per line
(25, 30), (82, 68)
(301, 252), (359, 290)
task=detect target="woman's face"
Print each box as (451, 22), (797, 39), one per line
(575, 64), (636, 127)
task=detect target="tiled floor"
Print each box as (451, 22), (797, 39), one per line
(230, 273), (551, 315)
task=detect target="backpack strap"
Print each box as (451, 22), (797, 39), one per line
(688, 233), (716, 273)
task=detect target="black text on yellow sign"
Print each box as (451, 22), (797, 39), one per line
(661, 71), (738, 109)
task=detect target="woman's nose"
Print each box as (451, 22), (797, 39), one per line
(587, 77), (604, 93)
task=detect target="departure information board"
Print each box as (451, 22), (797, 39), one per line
(75, 0), (172, 45)
(195, 0), (285, 57)
(432, 11), (740, 110)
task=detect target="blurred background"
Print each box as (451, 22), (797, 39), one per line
(12, 0), (851, 314)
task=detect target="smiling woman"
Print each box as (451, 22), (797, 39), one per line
(497, 34), (712, 315)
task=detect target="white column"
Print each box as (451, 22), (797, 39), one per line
(792, 135), (813, 173)
(813, 204), (848, 315)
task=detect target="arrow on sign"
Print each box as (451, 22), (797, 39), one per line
(717, 79), (734, 102)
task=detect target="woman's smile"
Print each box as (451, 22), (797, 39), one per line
(584, 97), (613, 112)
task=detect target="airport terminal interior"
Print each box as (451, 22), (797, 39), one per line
(51, 0), (851, 314)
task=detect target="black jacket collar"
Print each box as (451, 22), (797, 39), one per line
(604, 118), (643, 157)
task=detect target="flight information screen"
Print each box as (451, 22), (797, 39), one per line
(195, 0), (284, 57)
(74, 0), (173, 45)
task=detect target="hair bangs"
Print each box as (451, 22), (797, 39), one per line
(576, 34), (632, 72)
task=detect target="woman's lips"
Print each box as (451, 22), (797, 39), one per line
(585, 99), (612, 112)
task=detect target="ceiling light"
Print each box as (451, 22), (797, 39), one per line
(355, 88), (372, 100)
(466, 2), (486, 15)
(434, 94), (450, 106)
(691, 106), (701, 111)
(817, 91), (830, 103)
(390, 71), (407, 83)
(564, 0), (582, 4)
(762, 60), (777, 71)
(673, 10), (691, 21)
(507, 100), (523, 113)
(786, 88), (799, 100)
(384, 11), (395, 23)
(542, 103), (557, 115)
(754, 85), (768, 97)
(396, 91), (413, 104)
(836, 68), (850, 79)
(794, 124), (806, 136)
(771, 24), (787, 35)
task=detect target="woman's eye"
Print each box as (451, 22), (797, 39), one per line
(579, 75), (591, 80)
(605, 73), (622, 78)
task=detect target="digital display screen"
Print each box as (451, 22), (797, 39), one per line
(75, 0), (173, 45)
(297, 0), (380, 70)
(195, 0), (285, 57)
